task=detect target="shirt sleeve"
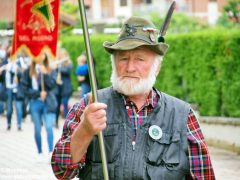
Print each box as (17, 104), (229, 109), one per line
(51, 99), (87, 179)
(75, 64), (88, 76)
(187, 109), (215, 180)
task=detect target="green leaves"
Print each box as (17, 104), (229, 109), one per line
(162, 30), (240, 116)
(217, 0), (240, 27)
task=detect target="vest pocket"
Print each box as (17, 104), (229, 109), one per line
(146, 164), (185, 180)
(104, 123), (121, 163)
(147, 132), (180, 167)
(90, 123), (121, 163)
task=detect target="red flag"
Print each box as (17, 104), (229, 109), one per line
(12, 0), (59, 60)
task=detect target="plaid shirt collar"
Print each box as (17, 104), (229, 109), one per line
(121, 88), (159, 110)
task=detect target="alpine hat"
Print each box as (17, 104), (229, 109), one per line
(103, 16), (169, 55)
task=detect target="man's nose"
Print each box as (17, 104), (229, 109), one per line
(126, 59), (136, 72)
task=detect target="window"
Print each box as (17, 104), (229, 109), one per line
(120, 0), (127, 6)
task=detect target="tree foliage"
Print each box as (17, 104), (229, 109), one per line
(149, 12), (208, 33)
(60, 2), (78, 15)
(0, 21), (9, 29)
(217, 0), (240, 27)
(224, 0), (240, 23)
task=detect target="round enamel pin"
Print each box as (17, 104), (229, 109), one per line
(149, 125), (162, 140)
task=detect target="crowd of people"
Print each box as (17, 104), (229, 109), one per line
(0, 42), (90, 162)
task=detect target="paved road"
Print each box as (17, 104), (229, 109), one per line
(0, 98), (239, 179)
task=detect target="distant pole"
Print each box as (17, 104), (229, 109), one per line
(77, 1), (109, 180)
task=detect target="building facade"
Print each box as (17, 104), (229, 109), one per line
(0, 0), (230, 28)
(75, 0), (228, 25)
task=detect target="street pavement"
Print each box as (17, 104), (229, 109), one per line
(0, 97), (240, 180)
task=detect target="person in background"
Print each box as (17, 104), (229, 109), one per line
(0, 57), (6, 114)
(0, 43), (9, 115)
(16, 50), (31, 121)
(52, 48), (73, 128)
(0, 43), (6, 62)
(51, 16), (215, 179)
(0, 69), (5, 114)
(22, 53), (57, 162)
(76, 53), (90, 98)
(5, 56), (26, 131)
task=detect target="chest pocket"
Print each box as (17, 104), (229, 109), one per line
(147, 132), (180, 168)
(89, 123), (121, 163)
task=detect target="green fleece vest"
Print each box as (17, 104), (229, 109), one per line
(79, 87), (190, 180)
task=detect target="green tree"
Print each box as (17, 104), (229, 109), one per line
(224, 0), (240, 23)
(149, 12), (208, 33)
(60, 2), (93, 29)
(0, 21), (8, 29)
(60, 2), (78, 15)
(217, 0), (240, 27)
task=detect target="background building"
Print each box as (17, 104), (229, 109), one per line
(0, 0), (229, 27)
(0, 0), (230, 40)
(62, 0), (228, 25)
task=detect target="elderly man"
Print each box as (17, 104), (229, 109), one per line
(51, 17), (215, 179)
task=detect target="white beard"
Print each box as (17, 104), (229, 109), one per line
(111, 56), (160, 96)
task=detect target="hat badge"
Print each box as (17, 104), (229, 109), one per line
(143, 27), (157, 42)
(125, 24), (137, 36)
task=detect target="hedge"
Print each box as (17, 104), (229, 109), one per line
(61, 29), (240, 117)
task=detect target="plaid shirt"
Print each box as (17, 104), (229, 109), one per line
(51, 89), (215, 179)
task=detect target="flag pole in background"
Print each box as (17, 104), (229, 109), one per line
(77, 0), (109, 180)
